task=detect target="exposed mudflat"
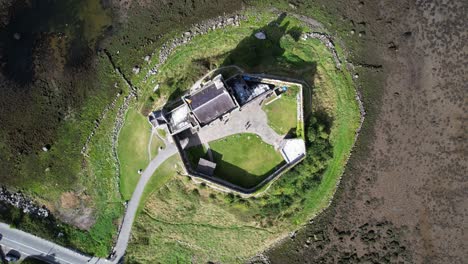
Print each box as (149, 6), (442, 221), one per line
(266, 0), (466, 263)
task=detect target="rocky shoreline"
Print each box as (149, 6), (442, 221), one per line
(0, 187), (49, 218)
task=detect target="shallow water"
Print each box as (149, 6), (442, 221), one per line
(0, 0), (111, 85)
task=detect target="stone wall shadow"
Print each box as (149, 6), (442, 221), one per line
(219, 12), (320, 127)
(222, 13), (290, 69)
(210, 150), (284, 189)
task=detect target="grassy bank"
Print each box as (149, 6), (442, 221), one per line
(128, 178), (275, 264)
(118, 107), (152, 200)
(127, 9), (360, 263)
(0, 52), (127, 256)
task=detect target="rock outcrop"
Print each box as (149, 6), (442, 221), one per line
(0, 187), (49, 218)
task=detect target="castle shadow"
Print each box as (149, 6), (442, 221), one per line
(163, 12), (318, 112)
(220, 12), (315, 79)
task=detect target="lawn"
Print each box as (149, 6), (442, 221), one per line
(262, 86), (299, 135)
(184, 133), (283, 189)
(118, 107), (153, 200)
(149, 132), (164, 160)
(128, 9), (361, 263)
(209, 133), (284, 188)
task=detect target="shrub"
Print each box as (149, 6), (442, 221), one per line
(260, 115), (333, 217)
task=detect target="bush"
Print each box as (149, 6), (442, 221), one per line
(260, 115), (333, 217)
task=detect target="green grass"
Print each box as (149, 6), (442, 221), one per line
(118, 107), (153, 200)
(157, 128), (167, 138)
(139, 154), (182, 210)
(71, 79), (125, 256)
(128, 9), (361, 262)
(0, 53), (127, 257)
(184, 133), (284, 189)
(150, 132), (164, 160)
(292, 59), (360, 224)
(208, 133), (284, 188)
(262, 87), (298, 135)
(128, 177), (275, 264)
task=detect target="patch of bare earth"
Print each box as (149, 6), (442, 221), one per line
(57, 192), (96, 230)
(265, 0), (467, 263)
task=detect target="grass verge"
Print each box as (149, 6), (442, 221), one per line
(118, 107), (153, 200)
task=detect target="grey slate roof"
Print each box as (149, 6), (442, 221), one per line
(188, 82), (237, 125)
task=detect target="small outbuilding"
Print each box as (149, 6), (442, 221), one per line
(280, 139), (306, 163)
(197, 158), (217, 176)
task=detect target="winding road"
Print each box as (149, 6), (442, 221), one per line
(112, 143), (178, 262)
(0, 222), (109, 264)
(0, 142), (178, 264)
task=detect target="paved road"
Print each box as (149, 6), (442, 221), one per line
(112, 143), (178, 262)
(0, 222), (109, 264)
(0, 143), (178, 264)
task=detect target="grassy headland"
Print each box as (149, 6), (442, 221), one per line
(126, 10), (360, 263)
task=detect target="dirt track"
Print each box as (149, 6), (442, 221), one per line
(267, 0), (467, 263)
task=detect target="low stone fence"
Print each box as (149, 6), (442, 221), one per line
(0, 187), (49, 218)
(302, 32), (342, 69)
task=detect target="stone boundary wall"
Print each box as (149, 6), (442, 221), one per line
(174, 134), (305, 197)
(0, 187), (49, 218)
(302, 32), (342, 68)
